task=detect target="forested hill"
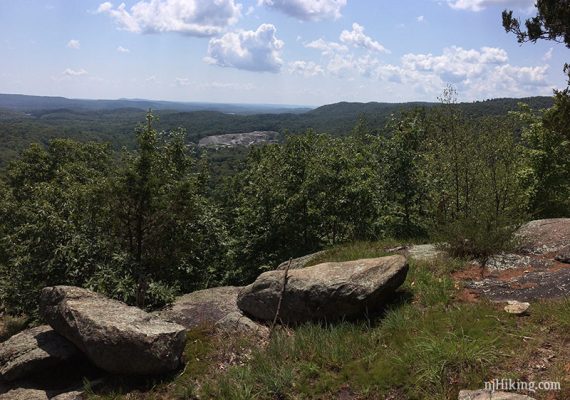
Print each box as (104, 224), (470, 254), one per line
(0, 95), (554, 166)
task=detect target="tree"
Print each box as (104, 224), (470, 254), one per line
(0, 113), (231, 316)
(110, 111), (229, 308)
(0, 140), (113, 317)
(502, 0), (570, 83)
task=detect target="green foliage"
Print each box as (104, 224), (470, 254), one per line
(0, 113), (231, 316)
(425, 87), (528, 258)
(230, 129), (382, 282)
(515, 103), (570, 217)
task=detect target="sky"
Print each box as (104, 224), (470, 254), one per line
(0, 0), (567, 106)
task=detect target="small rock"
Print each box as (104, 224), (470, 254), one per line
(40, 286), (186, 375)
(459, 390), (535, 399)
(504, 300), (530, 315)
(0, 326), (79, 381)
(238, 256), (408, 324)
(0, 388), (49, 400)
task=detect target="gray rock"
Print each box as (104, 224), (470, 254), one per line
(406, 244), (446, 262)
(0, 326), (79, 381)
(276, 251), (326, 271)
(0, 388), (48, 400)
(458, 389), (535, 399)
(40, 286), (186, 375)
(237, 256), (408, 324)
(156, 287), (268, 339)
(516, 218), (570, 256)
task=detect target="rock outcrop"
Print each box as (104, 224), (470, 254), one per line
(40, 286), (186, 375)
(156, 286), (268, 339)
(237, 256), (408, 324)
(0, 325), (79, 381)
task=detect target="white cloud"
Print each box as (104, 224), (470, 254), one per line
(305, 38), (348, 56)
(543, 47), (553, 61)
(401, 46), (508, 82)
(288, 60), (324, 77)
(96, 0), (241, 36)
(393, 46), (549, 98)
(340, 23), (389, 53)
(63, 68), (88, 76)
(67, 39), (80, 49)
(117, 46), (130, 53)
(447, 0), (534, 12)
(204, 24), (284, 72)
(259, 0), (347, 21)
(416, 15), (425, 22)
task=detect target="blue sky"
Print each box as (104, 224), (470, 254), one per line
(0, 0), (567, 105)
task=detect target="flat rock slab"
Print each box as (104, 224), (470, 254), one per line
(0, 325), (79, 381)
(464, 268), (570, 302)
(406, 244), (446, 262)
(40, 286), (186, 375)
(276, 251), (326, 270)
(156, 286), (268, 339)
(237, 256), (409, 324)
(516, 218), (570, 256)
(459, 389), (535, 399)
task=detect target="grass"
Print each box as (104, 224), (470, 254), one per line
(0, 314), (29, 342)
(82, 241), (570, 400)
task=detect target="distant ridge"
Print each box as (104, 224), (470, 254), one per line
(0, 93), (312, 115)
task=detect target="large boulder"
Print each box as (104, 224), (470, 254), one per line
(237, 255), (408, 324)
(516, 218), (570, 256)
(156, 287), (268, 339)
(0, 325), (79, 381)
(40, 286), (186, 375)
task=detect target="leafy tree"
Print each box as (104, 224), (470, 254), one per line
(109, 112), (229, 308)
(381, 109), (429, 237)
(0, 113), (231, 316)
(502, 0), (570, 81)
(0, 140), (113, 317)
